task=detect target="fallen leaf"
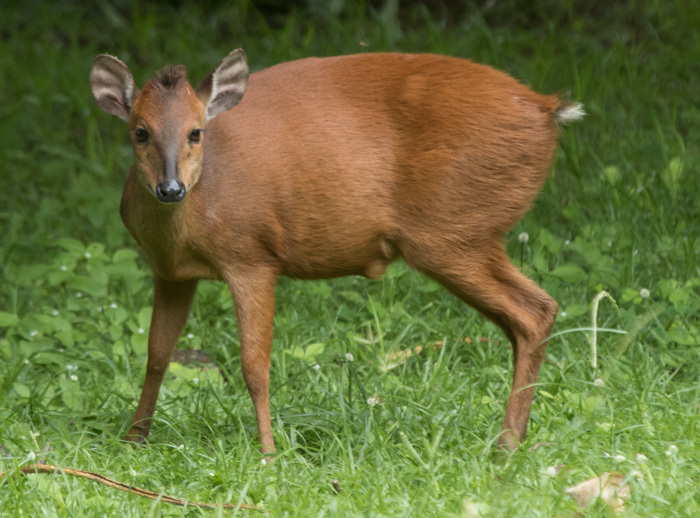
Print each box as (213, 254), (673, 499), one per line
(332, 478), (342, 494)
(379, 341), (443, 371)
(528, 441), (556, 452)
(172, 349), (217, 368)
(462, 500), (490, 517)
(380, 338), (482, 372)
(565, 471), (631, 513)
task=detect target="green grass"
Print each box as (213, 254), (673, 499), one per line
(1, 0), (699, 515)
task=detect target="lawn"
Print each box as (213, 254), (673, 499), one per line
(0, 1), (698, 516)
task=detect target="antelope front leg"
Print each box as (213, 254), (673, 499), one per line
(227, 268), (278, 455)
(125, 277), (198, 443)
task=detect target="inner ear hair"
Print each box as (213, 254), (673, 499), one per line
(196, 48), (249, 122)
(90, 54), (139, 122)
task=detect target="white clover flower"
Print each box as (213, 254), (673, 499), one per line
(97, 307), (103, 312)
(51, 310), (59, 316)
(187, 333), (194, 339)
(29, 330), (39, 337)
(75, 292), (84, 298)
(345, 353), (354, 362)
(639, 288), (650, 299)
(24, 359), (30, 365)
(70, 374), (78, 382)
(564, 239), (571, 246)
(27, 451), (35, 461)
(192, 378), (199, 384)
(110, 303), (118, 309)
(137, 328), (145, 334)
(367, 396), (381, 406)
(614, 454), (627, 462)
(67, 364), (77, 371)
(84, 252), (92, 259)
(630, 470), (643, 480)
(560, 311), (567, 318)
(209, 471), (216, 476)
(261, 458), (268, 466)
(518, 232), (529, 243)
(665, 445), (678, 456)
(60, 265), (67, 271)
(545, 466), (557, 477)
(313, 364), (320, 370)
(130, 468), (137, 476)
(593, 378), (605, 387)
(636, 453), (648, 463)
(178, 444), (184, 451)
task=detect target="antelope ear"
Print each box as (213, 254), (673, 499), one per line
(196, 48), (249, 123)
(90, 54), (139, 122)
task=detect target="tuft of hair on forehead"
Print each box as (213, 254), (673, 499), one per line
(154, 64), (188, 89)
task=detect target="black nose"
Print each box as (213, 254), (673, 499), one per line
(156, 180), (186, 203)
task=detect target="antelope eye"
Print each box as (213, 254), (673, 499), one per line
(134, 128), (149, 143)
(189, 128), (202, 142)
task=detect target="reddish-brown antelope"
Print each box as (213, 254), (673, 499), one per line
(90, 49), (583, 454)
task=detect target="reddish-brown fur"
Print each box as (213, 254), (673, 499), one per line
(91, 52), (578, 454)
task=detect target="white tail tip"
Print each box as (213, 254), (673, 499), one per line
(554, 102), (585, 123)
